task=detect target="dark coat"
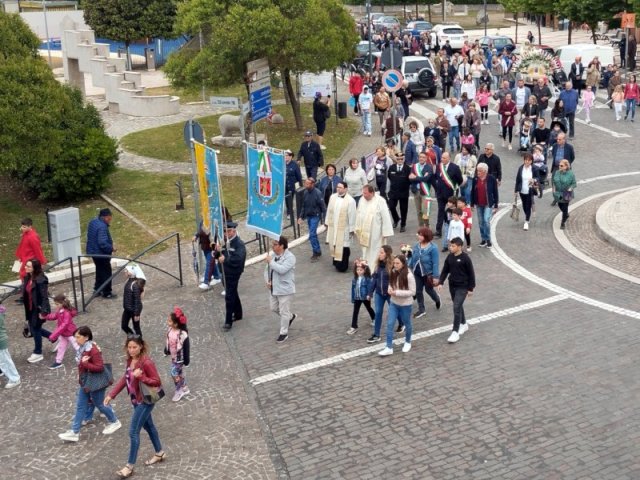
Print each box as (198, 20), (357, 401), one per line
(86, 217), (113, 255)
(22, 273), (50, 321)
(477, 153), (502, 182)
(434, 162), (463, 199)
(298, 187), (326, 219)
(297, 141), (324, 169)
(471, 174), (499, 208)
(123, 277), (143, 315)
(387, 163), (412, 199)
(514, 164), (542, 193)
(551, 142), (575, 166)
(285, 160), (303, 193)
(220, 234), (246, 278)
(403, 138), (418, 166)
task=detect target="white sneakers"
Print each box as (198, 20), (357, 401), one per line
(198, 283), (209, 290)
(5, 379), (21, 389)
(102, 420), (122, 435)
(402, 342), (412, 353)
(378, 347), (393, 356)
(209, 278), (222, 286)
(459, 323), (469, 335)
(523, 221), (529, 231)
(59, 430), (79, 442)
(27, 353), (43, 363)
(447, 331), (460, 343)
(346, 327), (358, 335)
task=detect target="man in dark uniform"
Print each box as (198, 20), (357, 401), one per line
(218, 221), (246, 331)
(296, 130), (324, 180)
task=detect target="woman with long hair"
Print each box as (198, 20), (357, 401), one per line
(378, 254), (416, 356)
(105, 336), (165, 478)
(499, 93), (518, 150)
(624, 74), (639, 121)
(22, 258), (51, 363)
(366, 246), (394, 344)
(514, 152), (541, 232)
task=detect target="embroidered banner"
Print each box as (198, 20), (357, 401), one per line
(193, 142), (210, 229)
(205, 146), (225, 242)
(246, 145), (285, 239)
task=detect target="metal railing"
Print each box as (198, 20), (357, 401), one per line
(78, 232), (183, 312)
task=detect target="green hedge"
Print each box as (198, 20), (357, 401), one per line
(345, 1), (500, 5)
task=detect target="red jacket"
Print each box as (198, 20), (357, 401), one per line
(499, 100), (517, 127)
(78, 343), (106, 385)
(349, 75), (364, 96)
(15, 228), (46, 279)
(624, 82), (639, 100)
(109, 355), (162, 404)
(42, 307), (78, 342)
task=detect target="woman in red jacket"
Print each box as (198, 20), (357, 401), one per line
(58, 326), (122, 442)
(349, 72), (364, 115)
(499, 92), (518, 150)
(624, 74), (639, 122)
(105, 336), (165, 478)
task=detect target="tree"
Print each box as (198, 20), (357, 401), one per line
(521, 0), (557, 45)
(0, 12), (117, 200)
(498, 0), (525, 42)
(165, 0), (359, 130)
(557, 0), (625, 44)
(81, 0), (177, 69)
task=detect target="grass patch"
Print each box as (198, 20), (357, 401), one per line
(144, 82), (286, 104)
(0, 171), (247, 283)
(120, 103), (360, 167)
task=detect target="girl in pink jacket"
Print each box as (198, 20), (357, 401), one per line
(40, 293), (78, 370)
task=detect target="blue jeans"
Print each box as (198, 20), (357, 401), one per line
(128, 403), (162, 465)
(72, 387), (117, 433)
(625, 99), (636, 119)
(385, 302), (412, 347)
(476, 206), (493, 242)
(441, 222), (450, 250)
(307, 215), (321, 255)
(203, 250), (212, 283)
(449, 125), (460, 151)
(373, 292), (390, 337)
(460, 180), (472, 205)
(362, 110), (372, 133)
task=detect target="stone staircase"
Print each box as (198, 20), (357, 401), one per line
(61, 18), (179, 117)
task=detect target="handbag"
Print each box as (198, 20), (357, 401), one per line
(140, 381), (165, 404)
(81, 363), (113, 392)
(510, 194), (520, 222)
(561, 190), (574, 202)
(424, 274), (435, 288)
(11, 260), (21, 273)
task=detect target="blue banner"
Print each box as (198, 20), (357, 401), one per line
(246, 145), (285, 239)
(205, 146), (225, 242)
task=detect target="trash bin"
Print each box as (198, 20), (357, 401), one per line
(338, 101), (348, 119)
(144, 47), (156, 71)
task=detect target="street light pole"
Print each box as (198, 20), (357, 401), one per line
(483, 0), (488, 37)
(42, 0), (53, 67)
(367, 1), (373, 77)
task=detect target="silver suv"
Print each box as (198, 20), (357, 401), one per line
(401, 56), (438, 97)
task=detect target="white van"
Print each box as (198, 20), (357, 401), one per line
(555, 44), (615, 77)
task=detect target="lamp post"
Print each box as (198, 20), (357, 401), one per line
(42, 0), (52, 67)
(483, 0), (488, 37)
(367, 1), (373, 77)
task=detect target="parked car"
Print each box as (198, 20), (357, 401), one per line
(401, 55), (438, 97)
(355, 40), (380, 59)
(432, 24), (468, 50)
(374, 16), (401, 33)
(357, 12), (385, 26)
(402, 21), (433, 38)
(478, 35), (516, 54)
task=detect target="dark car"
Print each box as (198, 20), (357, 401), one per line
(479, 35), (516, 54)
(402, 21), (433, 38)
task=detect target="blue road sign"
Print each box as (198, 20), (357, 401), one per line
(250, 86), (272, 123)
(381, 69), (404, 93)
(183, 119), (205, 148)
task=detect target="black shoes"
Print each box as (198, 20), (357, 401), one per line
(223, 323), (232, 331)
(276, 334), (288, 343)
(393, 221), (399, 229)
(399, 226), (406, 233)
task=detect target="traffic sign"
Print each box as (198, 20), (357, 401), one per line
(382, 69), (404, 93)
(210, 96), (239, 109)
(250, 86), (272, 123)
(183, 119), (204, 148)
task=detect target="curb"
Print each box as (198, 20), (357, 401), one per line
(594, 187), (640, 257)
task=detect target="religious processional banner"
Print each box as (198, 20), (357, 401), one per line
(205, 146), (225, 242)
(246, 144), (285, 239)
(193, 142), (210, 230)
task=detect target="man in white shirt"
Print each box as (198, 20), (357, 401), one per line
(511, 79), (530, 132)
(444, 98), (464, 152)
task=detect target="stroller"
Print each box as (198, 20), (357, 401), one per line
(518, 119), (534, 152)
(532, 143), (548, 192)
(551, 69), (568, 97)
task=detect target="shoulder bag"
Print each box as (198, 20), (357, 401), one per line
(510, 193), (520, 222)
(140, 381), (165, 404)
(81, 363), (113, 393)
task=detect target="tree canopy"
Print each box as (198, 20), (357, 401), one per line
(0, 12), (117, 200)
(165, 0), (359, 129)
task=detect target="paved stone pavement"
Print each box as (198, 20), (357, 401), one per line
(3, 25), (640, 479)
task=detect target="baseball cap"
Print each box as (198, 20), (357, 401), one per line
(304, 130), (313, 136)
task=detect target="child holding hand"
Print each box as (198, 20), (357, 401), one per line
(40, 294), (78, 370)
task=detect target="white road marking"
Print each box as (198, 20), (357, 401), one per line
(574, 118), (631, 138)
(249, 294), (566, 387)
(553, 187), (640, 285)
(490, 172), (640, 320)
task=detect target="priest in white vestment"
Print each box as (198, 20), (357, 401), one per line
(325, 181), (357, 272)
(355, 184), (394, 268)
